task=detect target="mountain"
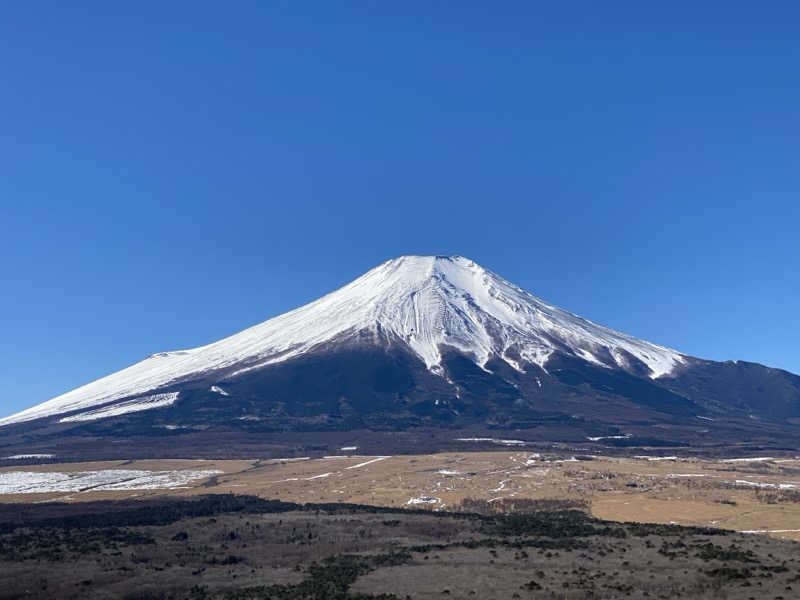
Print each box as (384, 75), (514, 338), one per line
(2, 255), (799, 459)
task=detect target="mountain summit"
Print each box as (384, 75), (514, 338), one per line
(2, 255), (799, 458)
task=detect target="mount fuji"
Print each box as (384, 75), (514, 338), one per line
(2, 255), (799, 458)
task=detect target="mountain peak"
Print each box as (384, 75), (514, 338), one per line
(372, 254), (482, 279)
(348, 254), (683, 374)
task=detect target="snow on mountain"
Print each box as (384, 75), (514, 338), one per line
(0, 255), (684, 426)
(57, 392), (180, 423)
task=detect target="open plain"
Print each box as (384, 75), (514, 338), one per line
(4, 450), (800, 542)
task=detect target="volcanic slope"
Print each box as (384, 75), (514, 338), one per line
(2, 255), (799, 456)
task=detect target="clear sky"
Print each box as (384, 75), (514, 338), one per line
(1, 2), (798, 417)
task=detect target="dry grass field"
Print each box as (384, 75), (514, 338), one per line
(2, 494), (800, 599)
(3, 451), (800, 542)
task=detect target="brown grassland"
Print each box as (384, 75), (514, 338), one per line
(3, 452), (800, 541)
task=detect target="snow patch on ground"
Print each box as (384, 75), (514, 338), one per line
(732, 480), (797, 490)
(0, 469), (221, 494)
(741, 529), (800, 534)
(491, 480), (509, 492)
(455, 437), (527, 446)
(344, 456), (390, 470)
(586, 434), (631, 442)
(524, 453), (542, 465)
(405, 495), (440, 505)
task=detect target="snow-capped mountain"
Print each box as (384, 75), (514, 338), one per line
(1, 255), (799, 457)
(1, 256), (683, 426)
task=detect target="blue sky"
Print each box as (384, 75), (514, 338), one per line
(1, 2), (798, 416)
